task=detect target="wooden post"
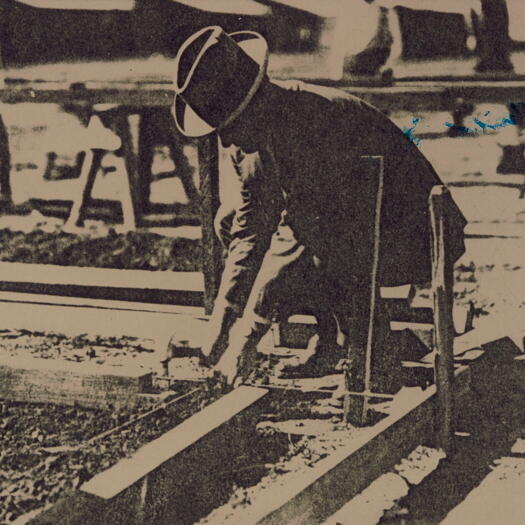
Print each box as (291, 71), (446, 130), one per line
(429, 185), (455, 454)
(344, 155), (384, 426)
(198, 133), (222, 315)
(0, 18), (12, 212)
(0, 114), (11, 211)
(474, 0), (513, 73)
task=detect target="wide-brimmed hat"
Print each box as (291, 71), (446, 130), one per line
(172, 25), (269, 137)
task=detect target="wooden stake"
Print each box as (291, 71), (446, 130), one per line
(198, 133), (222, 315)
(429, 185), (455, 454)
(344, 155), (385, 425)
(0, 113), (11, 211)
(0, 29), (12, 211)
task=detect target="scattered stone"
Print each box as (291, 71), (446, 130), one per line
(394, 446), (446, 486)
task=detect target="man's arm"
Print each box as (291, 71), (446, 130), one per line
(204, 146), (282, 362)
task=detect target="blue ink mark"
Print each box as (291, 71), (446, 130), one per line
(472, 111), (516, 132)
(444, 122), (478, 135)
(403, 117), (422, 145)
(408, 102), (525, 145)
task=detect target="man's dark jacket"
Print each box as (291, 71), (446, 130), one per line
(220, 81), (467, 309)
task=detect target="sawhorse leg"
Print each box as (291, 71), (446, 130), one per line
(64, 149), (104, 229)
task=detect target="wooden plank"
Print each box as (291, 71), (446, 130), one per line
(222, 338), (516, 525)
(114, 112), (144, 228)
(82, 385), (266, 498)
(379, 284), (415, 302)
(198, 133), (222, 315)
(0, 296), (204, 344)
(4, 78), (525, 113)
(228, 368), (470, 525)
(429, 186), (455, 454)
(0, 354), (153, 408)
(0, 262), (204, 305)
(0, 290), (205, 316)
(26, 386), (268, 524)
(448, 173), (525, 187)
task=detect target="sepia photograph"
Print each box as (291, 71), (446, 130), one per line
(0, 1), (524, 523)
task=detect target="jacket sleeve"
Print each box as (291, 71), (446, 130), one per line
(213, 146), (282, 316)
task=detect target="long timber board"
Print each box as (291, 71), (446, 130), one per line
(0, 262), (204, 306)
(4, 79), (525, 113)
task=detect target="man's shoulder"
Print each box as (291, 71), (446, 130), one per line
(273, 79), (366, 110)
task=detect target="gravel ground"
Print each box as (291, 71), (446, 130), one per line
(0, 385), (215, 524)
(0, 328), (156, 367)
(0, 226), (201, 271)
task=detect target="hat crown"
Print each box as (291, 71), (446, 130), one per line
(173, 26), (268, 137)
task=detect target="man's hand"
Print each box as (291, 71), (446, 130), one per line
(202, 306), (239, 366)
(163, 306), (239, 371)
(163, 317), (210, 374)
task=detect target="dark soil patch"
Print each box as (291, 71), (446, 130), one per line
(0, 388), (217, 524)
(0, 229), (202, 271)
(0, 329), (220, 524)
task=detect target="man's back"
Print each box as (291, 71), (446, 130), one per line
(268, 81), (466, 286)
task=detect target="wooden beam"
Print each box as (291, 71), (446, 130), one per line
(215, 336), (518, 525)
(344, 156), (385, 426)
(0, 354), (153, 408)
(429, 186), (455, 454)
(0, 114), (12, 210)
(0, 290), (205, 316)
(0, 262), (204, 306)
(114, 112), (143, 229)
(198, 133), (222, 315)
(0, 296), (206, 349)
(5, 78), (525, 113)
(27, 386), (268, 525)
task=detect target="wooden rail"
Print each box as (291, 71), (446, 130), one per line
(26, 386), (269, 525)
(3, 78), (525, 112)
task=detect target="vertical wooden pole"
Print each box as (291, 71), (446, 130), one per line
(344, 155), (384, 426)
(0, 114), (11, 212)
(0, 17), (12, 212)
(429, 185), (455, 454)
(474, 0), (513, 73)
(198, 133), (222, 315)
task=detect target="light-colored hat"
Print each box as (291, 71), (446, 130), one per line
(172, 25), (269, 137)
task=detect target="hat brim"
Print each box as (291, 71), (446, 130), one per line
(173, 31), (269, 138)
